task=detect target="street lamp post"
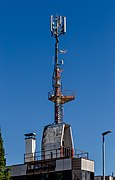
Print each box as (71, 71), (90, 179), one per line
(102, 130), (112, 180)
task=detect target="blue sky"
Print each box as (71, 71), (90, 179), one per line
(0, 0), (115, 176)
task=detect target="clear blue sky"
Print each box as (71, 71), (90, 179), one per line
(0, 0), (115, 176)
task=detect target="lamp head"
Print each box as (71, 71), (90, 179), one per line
(102, 130), (112, 136)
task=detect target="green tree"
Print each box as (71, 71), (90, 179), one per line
(0, 129), (11, 180)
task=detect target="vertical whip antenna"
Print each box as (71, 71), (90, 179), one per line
(48, 15), (75, 124)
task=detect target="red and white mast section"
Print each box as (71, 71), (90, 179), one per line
(48, 15), (75, 124)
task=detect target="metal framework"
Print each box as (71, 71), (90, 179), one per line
(24, 147), (88, 163)
(49, 15), (75, 124)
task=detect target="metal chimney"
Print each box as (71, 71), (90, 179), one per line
(24, 133), (36, 163)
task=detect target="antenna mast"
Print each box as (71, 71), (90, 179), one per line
(48, 15), (75, 124)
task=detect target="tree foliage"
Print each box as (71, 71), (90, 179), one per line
(0, 130), (11, 180)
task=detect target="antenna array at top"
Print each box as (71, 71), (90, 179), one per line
(50, 15), (66, 36)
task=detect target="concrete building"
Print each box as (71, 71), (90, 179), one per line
(11, 157), (94, 180)
(11, 125), (94, 179)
